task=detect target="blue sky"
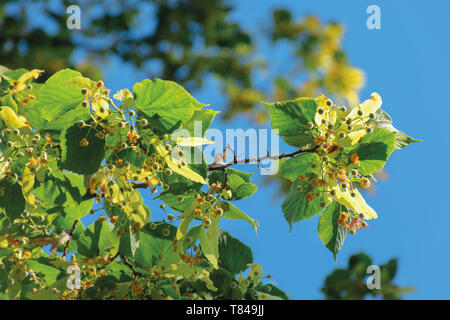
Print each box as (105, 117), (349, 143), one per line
(31, 0), (449, 298)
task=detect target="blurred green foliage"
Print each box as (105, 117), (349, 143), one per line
(0, 0), (364, 121)
(321, 253), (415, 300)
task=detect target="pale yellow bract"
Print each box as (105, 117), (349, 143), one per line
(0, 106), (29, 129)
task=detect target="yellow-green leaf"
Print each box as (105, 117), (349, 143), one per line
(198, 225), (218, 269)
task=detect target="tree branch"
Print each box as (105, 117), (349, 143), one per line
(98, 251), (120, 271)
(121, 255), (143, 278)
(207, 145), (319, 171)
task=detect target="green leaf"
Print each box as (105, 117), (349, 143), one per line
(372, 109), (420, 150)
(119, 224), (139, 258)
(63, 172), (87, 196)
(161, 170), (203, 195)
(54, 215), (85, 252)
(33, 176), (67, 207)
(318, 201), (348, 261)
(282, 153), (320, 182)
(63, 198), (93, 221)
(264, 98), (317, 147)
(135, 229), (177, 268)
(127, 189), (150, 227)
(157, 191), (198, 213)
(218, 231), (253, 274)
(182, 146), (208, 180)
(115, 148), (146, 169)
(77, 220), (113, 258)
(25, 258), (62, 286)
(182, 109), (219, 137)
(33, 172), (90, 212)
(183, 224), (202, 249)
(26, 69), (88, 130)
(210, 267), (234, 296)
(207, 214), (221, 259)
(177, 214), (196, 242)
(394, 131), (421, 150)
(198, 224), (218, 269)
(210, 169), (257, 201)
(133, 79), (203, 130)
(227, 169), (253, 183)
(255, 283), (289, 300)
(221, 201), (258, 232)
(0, 180), (25, 220)
(1, 93), (18, 113)
(0, 68), (27, 92)
(234, 183), (258, 200)
(349, 128), (396, 175)
(281, 176), (328, 231)
(60, 119), (106, 175)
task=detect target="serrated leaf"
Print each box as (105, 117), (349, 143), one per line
(25, 69), (88, 130)
(25, 258), (62, 286)
(182, 109), (219, 137)
(215, 169), (257, 201)
(348, 128), (396, 175)
(373, 109), (420, 150)
(218, 231), (253, 274)
(77, 220), (113, 258)
(282, 153), (320, 182)
(318, 201), (349, 261)
(234, 183), (257, 200)
(33, 176), (66, 207)
(0, 180), (25, 220)
(133, 78), (203, 130)
(394, 131), (421, 150)
(264, 98), (317, 147)
(281, 177), (328, 231)
(60, 120), (105, 175)
(255, 283), (289, 300)
(135, 229), (177, 268)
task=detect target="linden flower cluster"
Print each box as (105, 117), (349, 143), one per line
(337, 211), (368, 234)
(300, 92), (384, 233)
(0, 122), (57, 187)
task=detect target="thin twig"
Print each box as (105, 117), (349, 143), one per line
(62, 220), (79, 257)
(98, 251), (120, 271)
(121, 255), (143, 278)
(207, 145), (319, 171)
